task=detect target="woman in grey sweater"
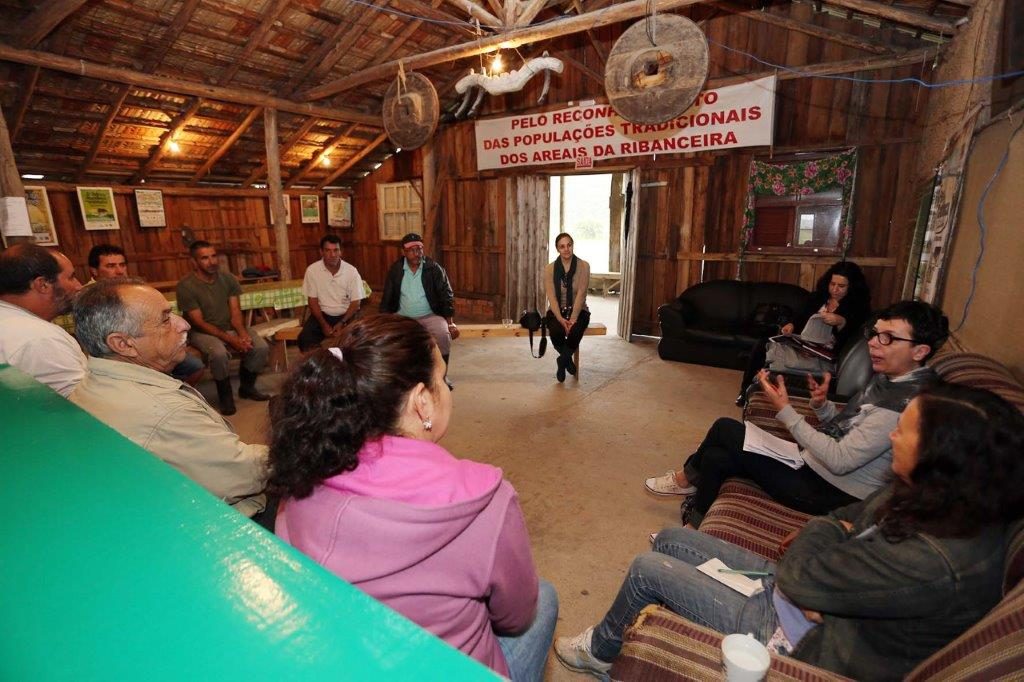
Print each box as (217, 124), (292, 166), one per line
(556, 383), (1024, 681)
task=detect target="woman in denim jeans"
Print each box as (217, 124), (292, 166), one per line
(556, 384), (1024, 681)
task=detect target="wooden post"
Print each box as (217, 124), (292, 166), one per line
(264, 108), (291, 280)
(0, 104), (33, 246)
(609, 173), (624, 271)
(422, 139), (436, 236)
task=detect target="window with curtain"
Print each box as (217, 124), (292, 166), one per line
(739, 149), (858, 256)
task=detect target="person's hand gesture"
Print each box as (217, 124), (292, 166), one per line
(780, 322), (795, 335)
(807, 372), (832, 409)
(757, 369), (790, 411)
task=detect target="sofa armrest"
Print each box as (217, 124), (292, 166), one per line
(658, 298), (696, 336)
(699, 479), (812, 562)
(612, 604), (851, 681)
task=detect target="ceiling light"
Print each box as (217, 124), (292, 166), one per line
(168, 140), (181, 153)
(372, 162), (382, 170)
(490, 53), (504, 74)
(21, 173), (44, 180)
(321, 156), (331, 167)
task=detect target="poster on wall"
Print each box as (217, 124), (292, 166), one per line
(134, 189), (167, 228)
(76, 187), (121, 231)
(24, 186), (59, 245)
(268, 196), (292, 225)
(327, 194), (352, 228)
(300, 194), (321, 224)
(0, 196), (33, 247)
(474, 75), (776, 171)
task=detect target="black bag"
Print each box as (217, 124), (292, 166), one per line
(519, 310), (547, 358)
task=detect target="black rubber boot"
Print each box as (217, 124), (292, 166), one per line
(562, 349), (576, 376)
(215, 378), (237, 416)
(238, 367), (270, 401)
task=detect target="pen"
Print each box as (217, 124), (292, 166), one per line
(718, 569), (774, 577)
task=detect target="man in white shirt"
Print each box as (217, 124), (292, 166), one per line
(298, 234), (366, 351)
(0, 243), (87, 396)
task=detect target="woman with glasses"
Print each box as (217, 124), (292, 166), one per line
(643, 301), (949, 527)
(561, 383), (1024, 681)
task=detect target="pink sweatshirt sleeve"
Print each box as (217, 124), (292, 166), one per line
(486, 490), (540, 635)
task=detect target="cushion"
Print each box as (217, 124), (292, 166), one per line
(744, 393), (825, 442)
(929, 352), (1024, 413)
(611, 605), (851, 681)
(698, 480), (812, 562)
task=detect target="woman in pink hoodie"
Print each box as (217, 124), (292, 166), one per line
(268, 314), (557, 680)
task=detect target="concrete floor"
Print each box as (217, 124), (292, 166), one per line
(212, 298), (743, 680)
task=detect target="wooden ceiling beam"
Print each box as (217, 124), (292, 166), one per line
(216, 0), (291, 86)
(285, 123), (360, 188)
(191, 106), (263, 182)
(300, 0), (714, 99)
(389, 0), (478, 38)
(13, 0), (90, 49)
(444, 0), (504, 29)
(0, 43), (381, 126)
(76, 85), (131, 182)
(243, 117), (319, 187)
(560, 54), (604, 85)
(820, 0), (955, 34)
(10, 66), (40, 141)
(131, 98), (204, 184)
(142, 0), (203, 73)
(517, 0), (550, 27)
(317, 132), (389, 190)
(300, 0), (394, 88)
(715, 2), (892, 54)
(367, 0), (448, 65)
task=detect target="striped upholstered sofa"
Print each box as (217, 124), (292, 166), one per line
(611, 351), (1024, 680)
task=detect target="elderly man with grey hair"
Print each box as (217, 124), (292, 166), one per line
(70, 278), (273, 528)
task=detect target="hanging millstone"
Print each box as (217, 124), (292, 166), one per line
(605, 14), (710, 125)
(382, 71), (439, 150)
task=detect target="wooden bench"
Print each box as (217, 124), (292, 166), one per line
(460, 322), (607, 379)
(589, 271), (621, 296)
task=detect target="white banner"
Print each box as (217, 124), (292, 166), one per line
(474, 76), (776, 171)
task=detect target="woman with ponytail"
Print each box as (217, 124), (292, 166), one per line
(268, 314), (557, 680)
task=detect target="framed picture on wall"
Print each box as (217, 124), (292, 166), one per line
(300, 194), (321, 224)
(268, 196), (292, 225)
(24, 186), (59, 245)
(327, 194), (352, 228)
(134, 189), (167, 228)
(76, 187), (121, 231)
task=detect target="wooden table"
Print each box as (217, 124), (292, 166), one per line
(589, 272), (621, 296)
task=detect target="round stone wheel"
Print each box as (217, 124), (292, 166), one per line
(605, 15), (710, 125)
(382, 72), (439, 150)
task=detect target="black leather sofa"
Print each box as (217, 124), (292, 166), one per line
(657, 280), (811, 370)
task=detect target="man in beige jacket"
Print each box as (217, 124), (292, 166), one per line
(70, 278), (272, 527)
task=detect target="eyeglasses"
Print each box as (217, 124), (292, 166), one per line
(863, 327), (917, 346)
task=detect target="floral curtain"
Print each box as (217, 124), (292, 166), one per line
(738, 148), (858, 258)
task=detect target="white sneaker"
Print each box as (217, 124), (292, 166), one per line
(554, 626), (613, 680)
(644, 471), (696, 496)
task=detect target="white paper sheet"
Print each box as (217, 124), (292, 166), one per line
(743, 421), (804, 469)
(697, 558), (765, 597)
(0, 197), (32, 237)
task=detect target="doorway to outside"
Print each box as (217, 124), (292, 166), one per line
(548, 173), (626, 336)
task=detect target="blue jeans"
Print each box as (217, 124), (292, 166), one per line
(590, 528), (778, 662)
(497, 579), (559, 681)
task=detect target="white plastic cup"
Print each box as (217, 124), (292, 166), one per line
(721, 633), (770, 682)
(502, 318), (514, 328)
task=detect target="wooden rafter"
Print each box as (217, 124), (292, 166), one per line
(821, 0), (955, 34)
(10, 66), (40, 141)
(317, 132), (389, 190)
(716, 2), (892, 55)
(560, 54), (604, 86)
(191, 107), (263, 182)
(76, 85), (131, 182)
(285, 123), (360, 188)
(14, 0), (90, 49)
(298, 0), (394, 92)
(0, 43), (381, 126)
(131, 98), (204, 184)
(445, 0), (503, 29)
(216, 0), (291, 86)
(390, 0), (478, 38)
(571, 0), (608, 66)
(484, 0), (503, 16)
(142, 0), (203, 73)
(362, 0), (450, 69)
(300, 0), (714, 99)
(243, 117), (319, 187)
(517, 0), (550, 27)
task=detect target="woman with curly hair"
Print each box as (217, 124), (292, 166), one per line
(268, 314), (557, 680)
(736, 260), (871, 405)
(558, 383), (1024, 681)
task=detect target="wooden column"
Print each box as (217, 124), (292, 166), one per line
(0, 104), (32, 245)
(609, 172), (624, 271)
(422, 140), (436, 244)
(263, 108), (291, 279)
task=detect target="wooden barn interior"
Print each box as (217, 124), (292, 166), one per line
(1, 0), (1022, 677)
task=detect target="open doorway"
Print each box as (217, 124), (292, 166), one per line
(548, 173), (627, 336)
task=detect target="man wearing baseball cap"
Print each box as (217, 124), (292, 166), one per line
(380, 232), (459, 388)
